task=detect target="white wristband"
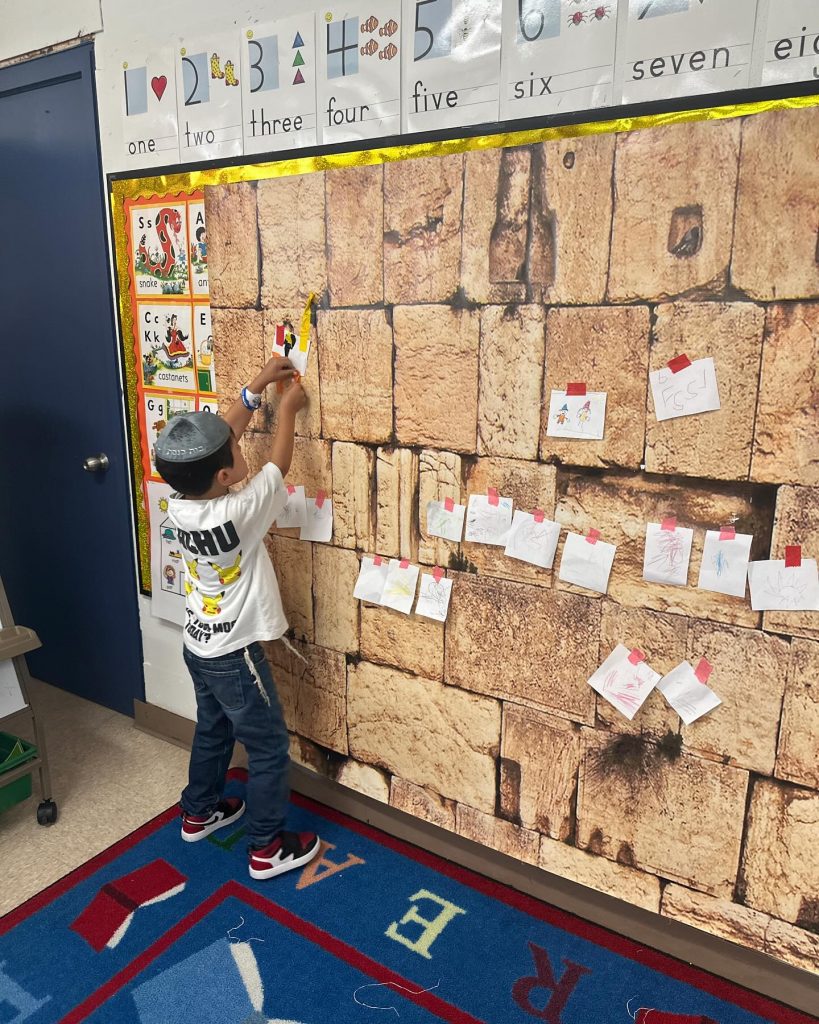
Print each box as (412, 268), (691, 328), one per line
(241, 386), (262, 410)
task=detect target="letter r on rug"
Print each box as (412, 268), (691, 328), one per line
(385, 889), (467, 959)
(512, 942), (591, 1022)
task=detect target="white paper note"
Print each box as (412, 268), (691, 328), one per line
(426, 499), (466, 542)
(241, 15), (319, 154)
(697, 530), (752, 599)
(415, 572), (453, 622)
(0, 660), (26, 719)
(748, 559), (819, 612)
(465, 494), (513, 545)
(271, 317), (312, 377)
(643, 522), (694, 586)
(546, 390), (607, 440)
(649, 357), (720, 422)
(379, 559), (420, 614)
(299, 497), (334, 542)
(588, 644), (661, 721)
(657, 660), (722, 725)
(353, 556), (390, 602)
(558, 531), (616, 595)
(504, 511), (561, 569)
(276, 486), (309, 528)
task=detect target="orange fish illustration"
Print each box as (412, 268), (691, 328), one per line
(361, 15), (379, 33)
(379, 42), (398, 60)
(379, 18), (398, 37)
(360, 39), (378, 56)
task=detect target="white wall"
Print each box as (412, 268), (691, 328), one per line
(0, 0), (102, 62)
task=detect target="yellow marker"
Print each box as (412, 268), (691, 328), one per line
(299, 291), (316, 353)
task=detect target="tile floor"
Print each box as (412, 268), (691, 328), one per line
(0, 680), (191, 917)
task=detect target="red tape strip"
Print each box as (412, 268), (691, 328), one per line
(433, 566), (444, 582)
(566, 382), (587, 396)
(694, 658), (713, 684)
(399, 558), (410, 570)
(628, 648), (645, 666)
(668, 353), (692, 373)
(785, 545), (802, 568)
(586, 528), (601, 545)
(487, 488), (499, 506)
(533, 509), (545, 523)
(287, 484), (296, 495)
(719, 525), (736, 542)
(315, 490), (326, 510)
(444, 497), (455, 513)
(661, 516), (676, 532)
(374, 555), (382, 567)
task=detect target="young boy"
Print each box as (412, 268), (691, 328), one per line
(154, 355), (320, 880)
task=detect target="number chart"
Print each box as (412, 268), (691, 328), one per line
(402, 0), (502, 133)
(122, 190), (218, 593)
(175, 31), (244, 161)
(500, 0), (619, 120)
(316, 2), (403, 143)
(241, 15), (319, 153)
(111, 45), (180, 169)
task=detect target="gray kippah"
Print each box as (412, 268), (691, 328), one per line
(154, 412), (230, 463)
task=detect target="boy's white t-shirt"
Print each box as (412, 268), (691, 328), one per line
(167, 463), (289, 658)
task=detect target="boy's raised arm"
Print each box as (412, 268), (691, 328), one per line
(222, 355), (297, 441)
(270, 381), (307, 476)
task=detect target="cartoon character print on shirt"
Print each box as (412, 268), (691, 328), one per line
(201, 591), (225, 617)
(209, 551), (242, 587)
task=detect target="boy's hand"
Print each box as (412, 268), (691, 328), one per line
(280, 380), (308, 415)
(259, 355), (297, 386)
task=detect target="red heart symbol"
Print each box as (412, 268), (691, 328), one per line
(151, 75), (167, 101)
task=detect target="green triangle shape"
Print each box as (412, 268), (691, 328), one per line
(293, 50), (305, 67)
(293, 31), (304, 48)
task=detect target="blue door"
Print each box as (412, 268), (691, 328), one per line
(0, 44), (144, 716)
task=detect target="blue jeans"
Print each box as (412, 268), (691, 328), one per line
(180, 642), (290, 848)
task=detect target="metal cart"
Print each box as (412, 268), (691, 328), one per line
(0, 575), (57, 825)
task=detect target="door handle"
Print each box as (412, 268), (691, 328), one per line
(83, 453), (110, 473)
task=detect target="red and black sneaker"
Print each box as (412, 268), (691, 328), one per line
(248, 830), (321, 880)
(181, 797), (245, 843)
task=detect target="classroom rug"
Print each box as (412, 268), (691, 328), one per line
(0, 768), (815, 1024)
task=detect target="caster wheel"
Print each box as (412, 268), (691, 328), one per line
(37, 799), (58, 826)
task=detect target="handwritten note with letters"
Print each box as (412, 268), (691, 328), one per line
(649, 356), (720, 422)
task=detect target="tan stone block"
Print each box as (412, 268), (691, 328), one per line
(743, 779), (819, 925)
(478, 305), (545, 460)
(733, 107), (819, 300)
(538, 135), (616, 305)
(258, 172), (326, 309)
(375, 447), (418, 560)
(646, 303), (765, 481)
(554, 469), (773, 628)
(240, 432), (272, 484)
(211, 308), (265, 409)
(446, 573), (599, 725)
(266, 638), (347, 753)
(418, 449), (463, 567)
(313, 544), (359, 654)
(336, 760), (390, 802)
(777, 639), (819, 789)
(682, 622), (788, 774)
(597, 604), (685, 737)
(263, 309), (321, 438)
(752, 305), (819, 487)
(326, 164), (383, 306)
(332, 442), (376, 552)
(204, 182), (259, 308)
(763, 485), (819, 641)
(539, 837), (660, 912)
(462, 457), (557, 585)
(501, 705), (582, 840)
(608, 119), (740, 301)
(348, 660), (500, 812)
(390, 778), (456, 831)
(318, 308), (393, 443)
(765, 917), (819, 975)
(384, 153), (463, 303)
(461, 148), (530, 305)
(360, 603), (444, 680)
(456, 804), (540, 866)
(287, 437), (333, 496)
(264, 534), (313, 642)
(540, 306), (649, 470)
(578, 735), (749, 897)
(394, 306), (479, 452)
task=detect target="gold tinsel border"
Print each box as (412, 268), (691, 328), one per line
(111, 92), (819, 592)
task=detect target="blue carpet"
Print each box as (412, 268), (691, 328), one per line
(0, 769), (814, 1024)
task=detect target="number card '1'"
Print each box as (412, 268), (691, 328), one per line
(317, 3), (403, 144)
(241, 16), (319, 153)
(111, 46), (180, 169)
(176, 32), (244, 161)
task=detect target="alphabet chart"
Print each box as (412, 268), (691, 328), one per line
(402, 0), (502, 133)
(500, 0), (619, 120)
(123, 190), (218, 599)
(105, 45), (180, 170)
(621, 0), (757, 104)
(316, 2), (403, 144)
(176, 31), (244, 161)
(241, 15), (319, 154)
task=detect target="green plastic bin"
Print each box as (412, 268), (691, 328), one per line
(0, 731), (37, 814)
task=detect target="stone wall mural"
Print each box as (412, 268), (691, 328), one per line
(204, 105), (819, 972)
